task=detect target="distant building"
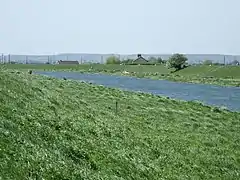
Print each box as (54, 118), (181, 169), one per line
(229, 60), (239, 65)
(57, 60), (79, 65)
(132, 54), (148, 64)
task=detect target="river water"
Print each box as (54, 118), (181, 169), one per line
(34, 71), (240, 111)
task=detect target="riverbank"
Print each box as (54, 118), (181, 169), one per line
(1, 64), (240, 86)
(0, 70), (240, 179)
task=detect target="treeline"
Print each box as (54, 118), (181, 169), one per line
(106, 55), (240, 66)
(105, 56), (167, 65)
(106, 53), (188, 71)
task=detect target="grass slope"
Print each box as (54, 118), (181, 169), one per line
(176, 65), (240, 77)
(1, 64), (170, 74)
(2, 64), (240, 86)
(1, 70), (240, 179)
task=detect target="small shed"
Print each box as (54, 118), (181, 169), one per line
(132, 54), (148, 64)
(58, 60), (79, 65)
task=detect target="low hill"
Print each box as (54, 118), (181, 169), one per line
(0, 70), (240, 179)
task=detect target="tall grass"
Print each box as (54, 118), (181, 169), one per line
(0, 70), (240, 179)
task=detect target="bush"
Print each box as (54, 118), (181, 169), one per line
(213, 62), (224, 66)
(162, 60), (167, 64)
(203, 60), (213, 65)
(157, 57), (164, 64)
(166, 53), (188, 71)
(106, 56), (120, 64)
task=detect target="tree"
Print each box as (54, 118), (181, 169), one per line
(203, 60), (213, 65)
(106, 56), (120, 64)
(157, 57), (164, 64)
(166, 53), (188, 71)
(162, 59), (167, 64)
(148, 56), (157, 62)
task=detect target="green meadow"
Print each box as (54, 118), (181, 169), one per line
(0, 70), (240, 179)
(2, 63), (240, 86)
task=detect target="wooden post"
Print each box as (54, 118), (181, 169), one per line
(115, 101), (118, 115)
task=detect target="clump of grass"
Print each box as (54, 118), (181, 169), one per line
(0, 70), (240, 179)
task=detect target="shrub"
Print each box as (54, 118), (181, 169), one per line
(162, 60), (167, 64)
(166, 53), (188, 71)
(213, 62), (224, 66)
(106, 56), (120, 64)
(157, 57), (164, 64)
(203, 60), (213, 65)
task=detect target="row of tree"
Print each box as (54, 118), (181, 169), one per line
(202, 59), (239, 65)
(106, 56), (165, 65)
(106, 53), (188, 71)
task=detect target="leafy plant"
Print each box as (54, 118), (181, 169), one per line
(203, 60), (213, 65)
(166, 53), (188, 71)
(106, 56), (120, 64)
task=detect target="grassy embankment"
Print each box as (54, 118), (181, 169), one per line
(0, 70), (240, 179)
(2, 64), (240, 86)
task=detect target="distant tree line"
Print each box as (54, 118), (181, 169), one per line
(106, 53), (240, 71)
(202, 59), (239, 66)
(106, 56), (166, 65)
(106, 53), (188, 71)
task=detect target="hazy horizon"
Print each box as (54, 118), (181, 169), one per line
(1, 0), (239, 55)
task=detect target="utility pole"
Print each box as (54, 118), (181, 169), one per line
(223, 55), (226, 65)
(52, 54), (55, 64)
(1, 53), (3, 64)
(101, 55), (103, 64)
(8, 54), (11, 64)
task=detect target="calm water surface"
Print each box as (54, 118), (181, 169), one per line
(35, 71), (240, 111)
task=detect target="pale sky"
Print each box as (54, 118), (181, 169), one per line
(0, 0), (239, 55)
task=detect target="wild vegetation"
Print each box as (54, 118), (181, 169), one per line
(106, 56), (121, 64)
(2, 62), (240, 87)
(166, 53), (188, 71)
(1, 70), (240, 179)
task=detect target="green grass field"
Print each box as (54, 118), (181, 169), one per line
(0, 64), (170, 73)
(2, 63), (240, 86)
(1, 70), (240, 179)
